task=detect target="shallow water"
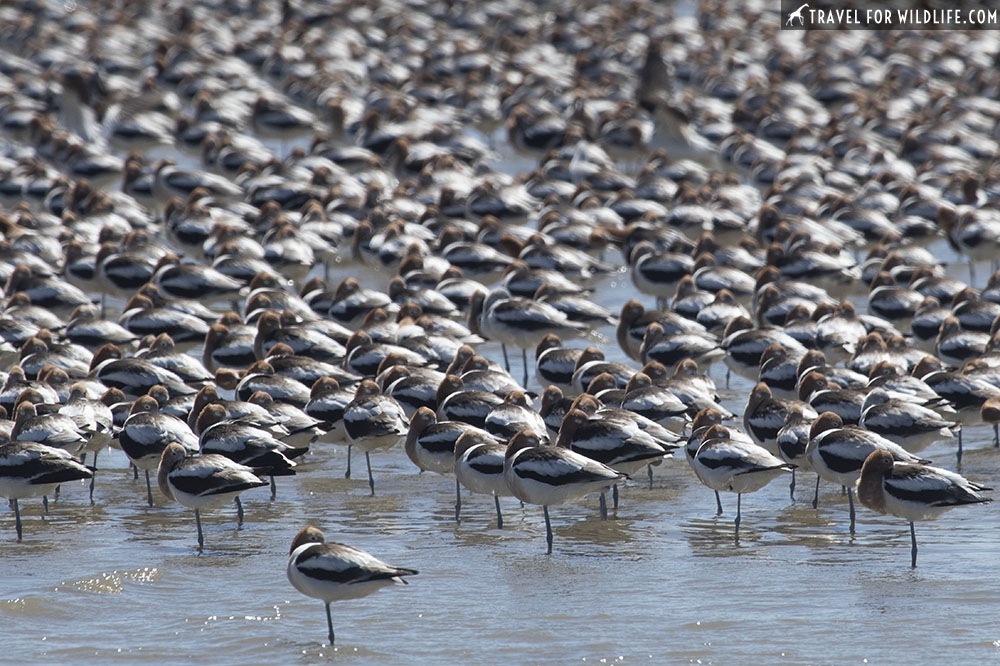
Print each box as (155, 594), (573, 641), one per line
(4, 17), (1000, 664)
(2, 261), (999, 664)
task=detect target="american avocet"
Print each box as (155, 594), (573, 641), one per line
(806, 412), (930, 532)
(404, 407), (480, 476)
(118, 395), (200, 505)
(867, 270), (924, 325)
(202, 323), (256, 373)
(253, 310), (345, 364)
(157, 442), (268, 550)
(758, 343), (805, 399)
(11, 401), (89, 455)
(692, 424), (791, 536)
(229, 361), (312, 409)
(620, 371), (689, 432)
(684, 408), (732, 515)
(555, 408), (672, 517)
(568, 393), (682, 456)
(744, 382), (818, 452)
(797, 371), (865, 425)
(534, 333), (584, 390)
(457, 357), (522, 399)
(344, 380), (409, 495)
(857, 449), (991, 567)
(720, 316), (806, 382)
(453, 430), (508, 527)
(616, 298), (706, 362)
(983, 396), (1000, 447)
(912, 355), (1000, 426)
(59, 382), (113, 502)
(847, 333), (892, 376)
(287, 526), (417, 645)
(569, 347), (637, 396)
(90, 343), (197, 399)
(639, 322), (722, 373)
(867, 361), (950, 412)
(815, 301), (868, 364)
(468, 289), (588, 386)
(0, 440), (92, 541)
(245, 390), (322, 448)
(795, 349), (867, 392)
(380, 364), (441, 418)
(504, 430), (624, 553)
(645, 359), (730, 417)
(534, 283), (616, 327)
(484, 390), (548, 443)
(860, 388), (957, 456)
(776, 404), (814, 501)
(195, 404), (303, 498)
(627, 241), (694, 309)
(935, 316), (988, 368)
(950, 287), (1000, 334)
(305, 376), (355, 470)
(697, 288), (751, 333)
(539, 385), (574, 436)
(435, 374), (503, 429)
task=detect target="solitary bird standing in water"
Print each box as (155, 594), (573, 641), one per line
(857, 449), (991, 567)
(286, 526), (418, 645)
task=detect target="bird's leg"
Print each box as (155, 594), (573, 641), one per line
(89, 450), (98, 504)
(847, 486), (855, 534)
(42, 495), (49, 514)
(345, 445), (352, 478)
(910, 521), (918, 568)
(195, 509), (204, 551)
(612, 484), (619, 511)
(145, 470), (153, 507)
(270, 475), (276, 500)
(715, 490), (723, 516)
(599, 492), (608, 520)
(812, 475), (820, 509)
(13, 498), (21, 542)
(543, 505), (553, 554)
(494, 495), (503, 529)
(957, 428), (963, 467)
(235, 496), (244, 526)
(325, 601), (335, 645)
(789, 468), (796, 502)
(647, 463), (654, 489)
(521, 348), (529, 388)
(133, 463), (138, 480)
(501, 343), (510, 372)
(366, 451), (375, 496)
(454, 478), (461, 523)
(994, 424), (998, 448)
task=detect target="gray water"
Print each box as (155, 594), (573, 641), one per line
(3, 24), (1000, 660)
(2, 254), (999, 665)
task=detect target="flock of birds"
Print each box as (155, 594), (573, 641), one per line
(2, 0), (1000, 646)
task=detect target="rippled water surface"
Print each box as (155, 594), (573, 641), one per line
(4, 11), (1000, 662)
(3, 255), (1000, 664)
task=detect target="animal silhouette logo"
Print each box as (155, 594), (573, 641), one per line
(787, 3), (808, 25)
